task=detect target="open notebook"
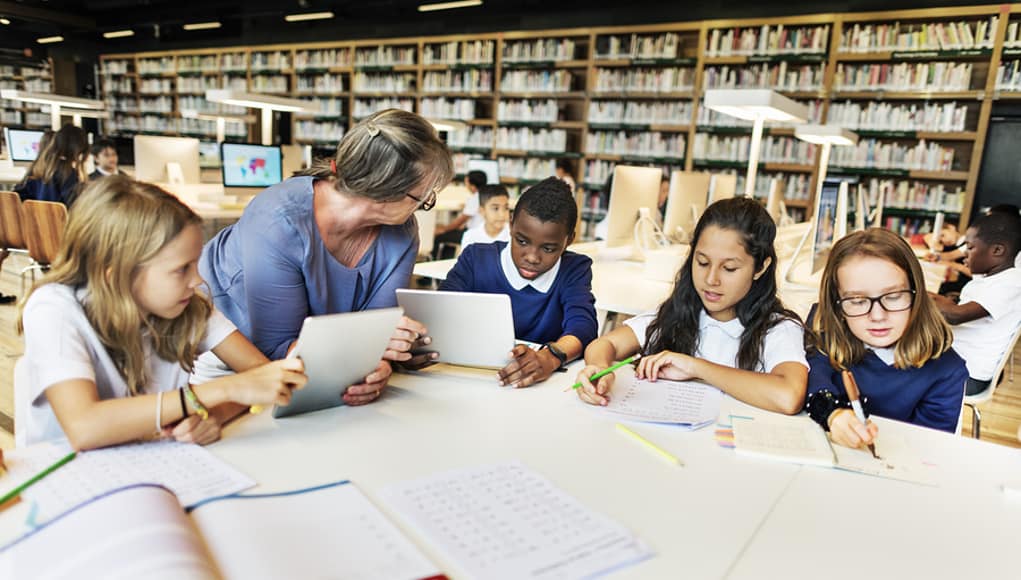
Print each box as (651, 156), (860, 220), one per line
(730, 413), (938, 486)
(0, 480), (446, 580)
(601, 376), (723, 429)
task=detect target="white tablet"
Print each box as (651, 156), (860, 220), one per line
(273, 307), (404, 418)
(396, 289), (515, 369)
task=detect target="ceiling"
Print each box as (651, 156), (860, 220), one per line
(0, 0), (1010, 56)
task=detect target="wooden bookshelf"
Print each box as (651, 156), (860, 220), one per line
(97, 3), (1021, 235)
(1, 58), (55, 129)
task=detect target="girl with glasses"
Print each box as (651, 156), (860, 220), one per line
(806, 228), (968, 449)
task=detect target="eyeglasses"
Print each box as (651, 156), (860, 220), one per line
(836, 290), (915, 317)
(406, 186), (439, 211)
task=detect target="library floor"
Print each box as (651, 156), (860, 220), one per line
(0, 252), (1018, 450)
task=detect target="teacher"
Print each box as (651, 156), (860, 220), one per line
(199, 109), (453, 403)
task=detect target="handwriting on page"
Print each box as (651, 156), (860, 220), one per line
(382, 462), (652, 580)
(605, 378), (723, 428)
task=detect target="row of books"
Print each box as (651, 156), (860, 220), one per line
(449, 127), (495, 149)
(503, 39), (577, 63)
(294, 121), (347, 143)
(452, 153), (482, 175)
(696, 100), (823, 127)
(23, 112), (51, 127)
(591, 67), (695, 93)
(882, 216), (945, 237)
(703, 63), (825, 92)
(692, 134), (815, 164)
(1005, 21), (1021, 49)
(500, 70), (575, 93)
(422, 70), (493, 93)
(994, 61), (1021, 92)
(219, 53), (248, 72)
(138, 79), (173, 94)
(296, 74), (346, 94)
(0, 110), (22, 124)
(355, 46), (416, 67)
(177, 97), (246, 115)
(295, 97), (345, 117)
(138, 57), (174, 74)
(250, 76), (289, 93)
(594, 33), (681, 60)
(103, 79), (134, 93)
(137, 96), (174, 113)
(856, 179), (966, 212)
(825, 100), (969, 132)
(497, 127), (568, 152)
(497, 99), (559, 122)
(832, 62), (973, 92)
(352, 73), (416, 93)
(176, 77), (247, 94)
(0, 65), (50, 78)
(100, 60), (132, 75)
(838, 18), (998, 53)
(828, 139), (956, 171)
(105, 115), (247, 137)
(422, 41), (495, 65)
(22, 79), (52, 93)
(585, 131), (686, 159)
(588, 100), (693, 125)
(296, 49), (353, 70)
(706, 24), (830, 56)
(352, 99), (415, 119)
(250, 52), (291, 71)
(420, 98), (476, 120)
(584, 159), (616, 185)
(728, 171), (811, 200)
(498, 157), (558, 180)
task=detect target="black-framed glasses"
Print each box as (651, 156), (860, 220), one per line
(406, 186), (439, 211)
(836, 290), (915, 317)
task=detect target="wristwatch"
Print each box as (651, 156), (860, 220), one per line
(540, 342), (568, 370)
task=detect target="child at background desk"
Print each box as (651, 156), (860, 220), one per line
(575, 197), (808, 414)
(17, 176), (306, 450)
(805, 228), (967, 449)
(459, 184), (510, 252)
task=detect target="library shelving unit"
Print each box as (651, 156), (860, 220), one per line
(1, 58), (55, 129)
(96, 3), (1021, 237)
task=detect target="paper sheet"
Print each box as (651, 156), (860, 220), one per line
(604, 378), (722, 429)
(833, 432), (939, 487)
(381, 461), (653, 580)
(0, 440), (255, 522)
(731, 415), (836, 467)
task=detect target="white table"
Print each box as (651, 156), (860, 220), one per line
(0, 166), (26, 187)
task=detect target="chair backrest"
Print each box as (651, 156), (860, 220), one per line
(964, 317), (1021, 403)
(0, 190), (27, 251)
(21, 200), (68, 266)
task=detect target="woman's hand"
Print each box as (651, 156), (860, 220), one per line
(344, 360), (392, 406)
(385, 316), (439, 369)
(636, 350), (698, 381)
(231, 358), (307, 407)
(497, 345), (557, 389)
(163, 415), (221, 446)
(575, 364), (616, 406)
(827, 408), (879, 450)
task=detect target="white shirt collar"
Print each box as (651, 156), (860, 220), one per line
(698, 309), (744, 339)
(868, 346), (896, 366)
(96, 166), (114, 176)
(500, 243), (560, 293)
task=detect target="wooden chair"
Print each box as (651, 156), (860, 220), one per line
(0, 191), (29, 296)
(20, 200), (67, 291)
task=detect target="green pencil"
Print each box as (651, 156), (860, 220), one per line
(569, 355), (641, 390)
(0, 451), (77, 506)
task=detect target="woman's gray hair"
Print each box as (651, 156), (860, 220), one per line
(297, 109), (454, 201)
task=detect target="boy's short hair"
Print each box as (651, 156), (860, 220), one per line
(513, 176), (577, 233)
(555, 158), (574, 173)
(466, 170), (487, 190)
(478, 184), (509, 206)
(972, 210), (1021, 256)
(90, 138), (116, 158)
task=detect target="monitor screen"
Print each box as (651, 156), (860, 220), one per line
(811, 177), (854, 274)
(466, 159), (500, 184)
(199, 141), (221, 168)
(133, 135), (201, 183)
(5, 128), (45, 162)
(221, 143), (283, 188)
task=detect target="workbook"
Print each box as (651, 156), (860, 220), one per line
(730, 413), (938, 486)
(603, 376), (723, 429)
(381, 461), (654, 580)
(0, 481), (446, 580)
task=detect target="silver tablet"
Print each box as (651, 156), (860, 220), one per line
(396, 289), (515, 369)
(273, 307), (403, 418)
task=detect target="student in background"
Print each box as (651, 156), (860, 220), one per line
(89, 138), (127, 179)
(924, 222), (971, 296)
(930, 210), (1021, 396)
(805, 229), (967, 449)
(459, 184), (510, 251)
(555, 158), (576, 193)
(15, 124), (88, 206)
(433, 170), (486, 258)
(575, 197), (808, 413)
(17, 176), (307, 449)
(441, 177), (597, 388)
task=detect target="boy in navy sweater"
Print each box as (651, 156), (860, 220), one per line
(440, 177), (597, 388)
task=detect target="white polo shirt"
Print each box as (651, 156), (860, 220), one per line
(459, 223), (510, 251)
(18, 283), (237, 446)
(462, 192), (484, 230)
(951, 267), (1021, 381)
(624, 309), (808, 372)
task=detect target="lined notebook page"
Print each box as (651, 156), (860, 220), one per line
(731, 415), (836, 467)
(605, 378), (723, 428)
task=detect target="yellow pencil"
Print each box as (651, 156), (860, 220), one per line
(615, 423), (684, 467)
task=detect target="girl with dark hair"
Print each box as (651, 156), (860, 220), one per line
(15, 124), (88, 206)
(576, 197), (809, 414)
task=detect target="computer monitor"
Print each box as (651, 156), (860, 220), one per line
(605, 165), (662, 248)
(133, 135), (201, 183)
(466, 159), (500, 184)
(199, 141), (221, 168)
(280, 144), (308, 179)
(4, 128), (45, 162)
(663, 170), (711, 243)
(221, 143), (283, 189)
(708, 173), (737, 204)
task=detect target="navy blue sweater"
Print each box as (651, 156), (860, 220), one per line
(807, 348), (968, 433)
(439, 242), (598, 347)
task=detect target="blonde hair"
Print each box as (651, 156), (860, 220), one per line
(18, 176), (212, 395)
(298, 109), (454, 200)
(814, 227), (953, 370)
(25, 124), (88, 188)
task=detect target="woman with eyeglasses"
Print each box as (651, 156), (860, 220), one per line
(805, 228), (968, 449)
(198, 109), (452, 404)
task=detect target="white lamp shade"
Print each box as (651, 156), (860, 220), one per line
(180, 109), (256, 123)
(204, 90), (314, 113)
(703, 89), (809, 123)
(794, 124), (859, 146)
(0, 90), (105, 110)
